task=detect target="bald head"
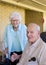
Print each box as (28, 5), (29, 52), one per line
(27, 23), (40, 44)
(28, 23), (40, 32)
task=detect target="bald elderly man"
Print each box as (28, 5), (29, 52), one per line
(17, 23), (46, 65)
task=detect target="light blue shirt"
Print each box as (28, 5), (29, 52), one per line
(3, 23), (27, 58)
(11, 31), (22, 52)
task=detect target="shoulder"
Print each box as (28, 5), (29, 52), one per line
(40, 38), (46, 53)
(38, 37), (46, 50)
(6, 23), (12, 28)
(20, 23), (27, 29)
(4, 24), (13, 34)
(5, 24), (12, 30)
(39, 37), (45, 44)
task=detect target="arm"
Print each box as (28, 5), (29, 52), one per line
(17, 43), (28, 65)
(21, 25), (27, 51)
(39, 44), (46, 65)
(3, 27), (8, 56)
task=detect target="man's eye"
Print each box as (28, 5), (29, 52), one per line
(30, 31), (33, 33)
(27, 32), (29, 33)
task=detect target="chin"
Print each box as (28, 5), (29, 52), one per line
(14, 25), (18, 28)
(29, 40), (33, 43)
(28, 40), (31, 43)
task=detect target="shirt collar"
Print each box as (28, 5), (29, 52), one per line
(10, 23), (21, 32)
(30, 37), (40, 48)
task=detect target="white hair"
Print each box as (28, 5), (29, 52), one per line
(29, 23), (40, 32)
(36, 25), (40, 32)
(9, 12), (22, 22)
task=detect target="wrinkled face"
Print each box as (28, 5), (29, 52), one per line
(27, 25), (39, 44)
(11, 17), (20, 28)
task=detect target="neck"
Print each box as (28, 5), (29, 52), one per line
(31, 38), (40, 45)
(29, 41), (35, 45)
(13, 26), (18, 31)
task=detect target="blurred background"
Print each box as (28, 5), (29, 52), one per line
(0, 0), (46, 58)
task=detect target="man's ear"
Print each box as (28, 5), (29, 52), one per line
(38, 31), (40, 36)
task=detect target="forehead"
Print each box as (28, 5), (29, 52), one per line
(11, 16), (19, 20)
(27, 24), (36, 31)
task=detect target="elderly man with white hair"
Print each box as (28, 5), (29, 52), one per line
(3, 12), (27, 65)
(17, 23), (46, 65)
